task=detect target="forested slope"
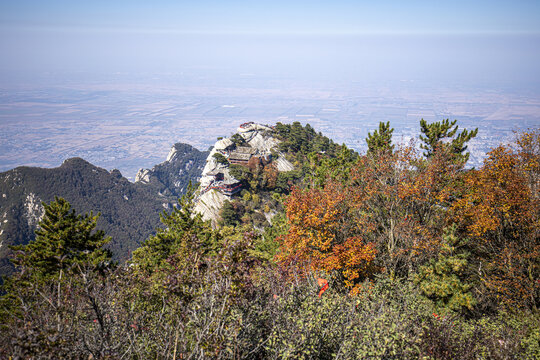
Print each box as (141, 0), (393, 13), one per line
(0, 142), (208, 276)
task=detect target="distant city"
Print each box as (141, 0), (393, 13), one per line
(1, 72), (539, 180)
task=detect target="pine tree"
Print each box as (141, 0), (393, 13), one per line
(419, 118), (478, 163)
(131, 184), (217, 273)
(366, 121), (394, 155)
(9, 197), (112, 283)
(414, 225), (475, 312)
(220, 200), (240, 227)
(128, 184), (219, 311)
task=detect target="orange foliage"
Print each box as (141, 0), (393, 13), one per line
(263, 164), (279, 189)
(247, 156), (262, 171)
(349, 145), (461, 277)
(451, 134), (540, 310)
(516, 129), (540, 198)
(278, 143), (468, 292)
(452, 146), (535, 238)
(278, 182), (378, 293)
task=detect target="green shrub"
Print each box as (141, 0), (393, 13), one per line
(213, 152), (229, 165)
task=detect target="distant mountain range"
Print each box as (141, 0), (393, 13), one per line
(0, 143), (208, 277)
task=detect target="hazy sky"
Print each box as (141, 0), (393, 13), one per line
(1, 1), (540, 85)
(2, 0), (540, 35)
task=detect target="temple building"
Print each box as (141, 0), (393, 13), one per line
(228, 146), (257, 165)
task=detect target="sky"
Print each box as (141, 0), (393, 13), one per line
(2, 0), (540, 35)
(1, 1), (540, 85)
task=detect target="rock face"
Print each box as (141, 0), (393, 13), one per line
(193, 190), (229, 225)
(194, 122), (294, 226)
(237, 123), (294, 171)
(135, 169), (152, 183)
(135, 143), (209, 201)
(194, 140), (240, 225)
(24, 193), (44, 228)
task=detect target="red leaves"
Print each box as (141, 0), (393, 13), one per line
(317, 278), (329, 297)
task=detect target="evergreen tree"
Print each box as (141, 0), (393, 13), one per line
(220, 200), (240, 227)
(131, 184), (217, 273)
(419, 118), (478, 163)
(366, 121), (394, 155)
(128, 184), (219, 312)
(213, 152), (229, 165)
(414, 225), (475, 312)
(275, 121), (339, 156)
(9, 197), (112, 283)
(307, 144), (358, 187)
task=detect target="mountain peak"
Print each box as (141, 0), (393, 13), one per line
(193, 122), (294, 226)
(60, 157), (94, 168)
(135, 142), (208, 199)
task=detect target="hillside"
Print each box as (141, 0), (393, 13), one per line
(0, 143), (207, 277)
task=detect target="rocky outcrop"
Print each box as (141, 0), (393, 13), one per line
(24, 193), (44, 228)
(238, 123), (294, 171)
(193, 189), (229, 225)
(135, 143), (209, 200)
(193, 123), (294, 226)
(135, 169), (152, 183)
(275, 157), (295, 172)
(237, 123), (279, 153)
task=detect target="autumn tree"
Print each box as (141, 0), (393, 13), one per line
(451, 132), (540, 310)
(280, 139), (465, 288)
(366, 121), (394, 155)
(515, 128), (540, 198)
(262, 163), (279, 189)
(347, 144), (462, 279)
(278, 182), (378, 293)
(419, 118), (478, 164)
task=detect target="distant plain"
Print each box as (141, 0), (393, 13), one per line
(1, 73), (539, 179)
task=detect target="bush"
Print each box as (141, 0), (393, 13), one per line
(213, 152), (229, 165)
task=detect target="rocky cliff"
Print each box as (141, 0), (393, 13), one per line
(194, 123), (294, 226)
(135, 142), (209, 204)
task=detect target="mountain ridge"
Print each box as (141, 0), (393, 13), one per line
(0, 142), (208, 277)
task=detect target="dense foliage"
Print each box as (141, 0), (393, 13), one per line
(1, 122), (539, 359)
(274, 121), (341, 156)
